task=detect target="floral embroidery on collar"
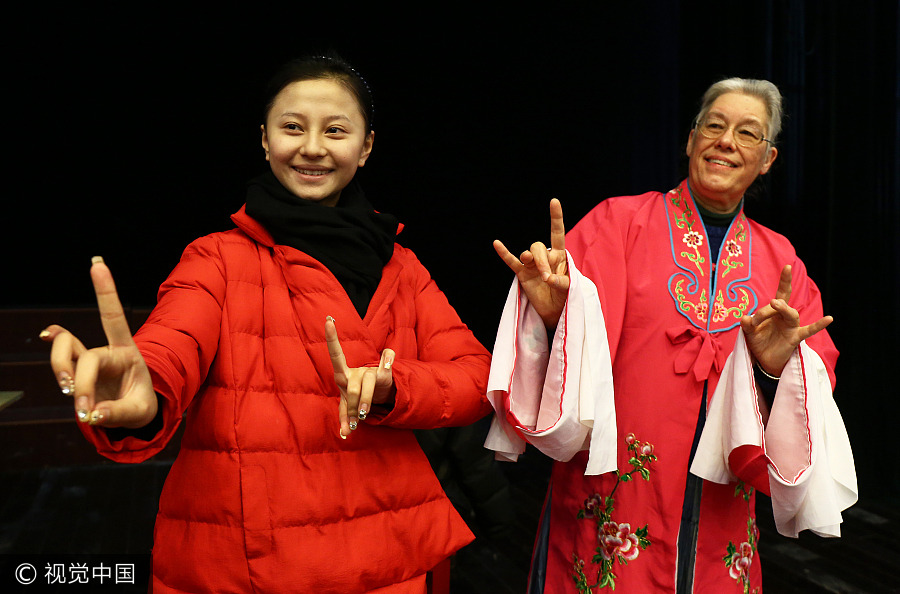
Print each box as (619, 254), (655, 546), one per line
(666, 182), (757, 333)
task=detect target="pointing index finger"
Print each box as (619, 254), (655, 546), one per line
(90, 257), (135, 347)
(325, 316), (349, 376)
(493, 239), (524, 273)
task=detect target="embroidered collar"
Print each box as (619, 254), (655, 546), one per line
(665, 180), (757, 333)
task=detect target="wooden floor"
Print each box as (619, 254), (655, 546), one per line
(1, 445), (898, 593)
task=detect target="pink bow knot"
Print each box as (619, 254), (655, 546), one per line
(666, 326), (723, 382)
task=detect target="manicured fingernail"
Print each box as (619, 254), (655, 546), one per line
(91, 256), (104, 265)
(358, 408), (368, 421)
(75, 396), (89, 421)
(339, 429), (347, 440)
(384, 354), (394, 370)
(88, 410), (104, 425)
(39, 330), (51, 339)
(59, 372), (74, 396)
(349, 421), (358, 431)
(326, 316), (335, 324)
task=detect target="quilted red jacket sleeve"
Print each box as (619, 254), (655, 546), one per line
(76, 235), (228, 462)
(360, 249), (493, 429)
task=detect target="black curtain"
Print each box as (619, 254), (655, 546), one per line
(4, 1), (898, 497)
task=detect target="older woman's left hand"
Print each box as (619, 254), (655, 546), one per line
(740, 265), (833, 377)
(325, 316), (396, 439)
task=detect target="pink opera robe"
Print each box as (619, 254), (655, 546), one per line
(485, 180), (857, 593)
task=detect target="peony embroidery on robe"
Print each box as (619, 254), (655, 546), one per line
(572, 434), (655, 591)
(723, 481), (761, 594)
(666, 183), (757, 333)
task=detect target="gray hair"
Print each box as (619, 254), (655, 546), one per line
(694, 77), (784, 144)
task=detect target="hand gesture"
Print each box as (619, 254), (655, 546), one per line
(40, 257), (157, 428)
(740, 265), (833, 377)
(493, 198), (570, 328)
(325, 316), (396, 438)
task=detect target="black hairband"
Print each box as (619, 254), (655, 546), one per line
(315, 55), (374, 129)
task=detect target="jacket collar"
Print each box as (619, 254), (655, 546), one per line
(231, 204), (276, 247)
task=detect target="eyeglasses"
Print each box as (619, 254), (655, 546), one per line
(695, 117), (773, 148)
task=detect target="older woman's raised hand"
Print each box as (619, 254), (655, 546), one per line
(40, 258), (157, 429)
(740, 265), (833, 377)
(325, 316), (396, 439)
(493, 198), (570, 329)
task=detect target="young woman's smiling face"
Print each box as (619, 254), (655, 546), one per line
(261, 78), (373, 207)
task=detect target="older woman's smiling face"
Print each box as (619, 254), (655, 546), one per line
(686, 92), (778, 214)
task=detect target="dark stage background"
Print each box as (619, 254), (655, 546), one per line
(3, 0), (898, 506)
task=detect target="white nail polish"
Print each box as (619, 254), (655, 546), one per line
(59, 373), (75, 396)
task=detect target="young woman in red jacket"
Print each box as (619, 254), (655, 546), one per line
(41, 54), (493, 593)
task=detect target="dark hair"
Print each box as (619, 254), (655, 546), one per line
(261, 53), (374, 132)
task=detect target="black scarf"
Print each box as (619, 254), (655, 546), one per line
(245, 171), (398, 317)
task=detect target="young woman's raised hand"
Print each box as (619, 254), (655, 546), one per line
(40, 257), (157, 428)
(325, 316), (396, 438)
(493, 198), (570, 328)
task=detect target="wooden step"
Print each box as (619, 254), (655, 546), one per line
(0, 307), (181, 469)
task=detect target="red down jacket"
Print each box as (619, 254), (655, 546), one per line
(79, 206), (493, 593)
